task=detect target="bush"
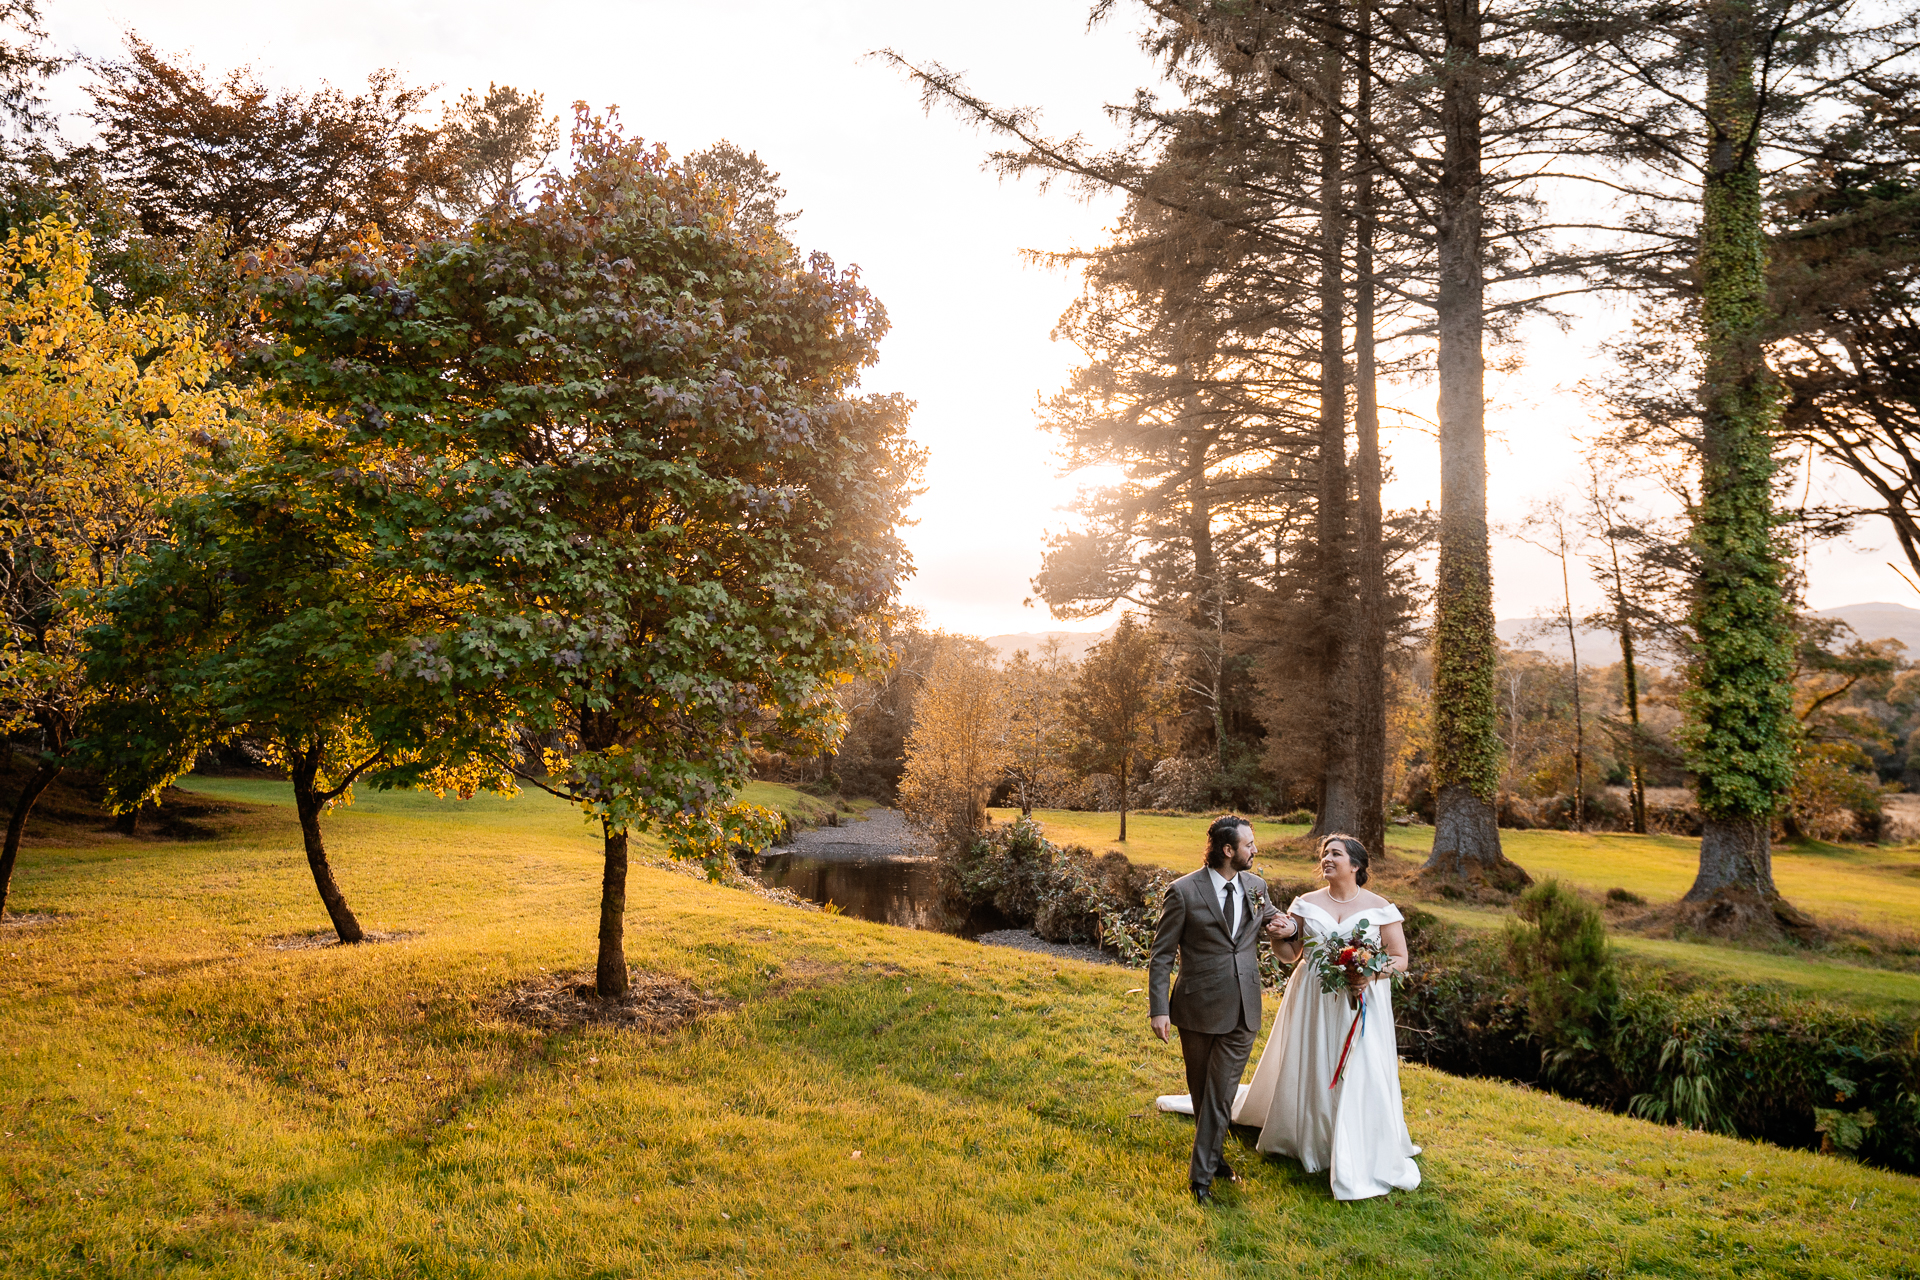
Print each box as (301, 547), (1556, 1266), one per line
(1278, 808), (1315, 826)
(1786, 741), (1888, 842)
(940, 818), (1172, 963)
(1504, 880), (1618, 1075)
(1397, 911), (1920, 1172)
(1134, 757), (1211, 812)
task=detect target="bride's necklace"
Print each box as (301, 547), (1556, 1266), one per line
(1327, 886), (1361, 904)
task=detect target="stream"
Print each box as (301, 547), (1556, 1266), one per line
(748, 808), (1115, 964)
(747, 808), (995, 935)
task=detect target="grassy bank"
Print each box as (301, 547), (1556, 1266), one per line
(999, 809), (1920, 937)
(996, 807), (1920, 1008)
(0, 788), (1915, 1277)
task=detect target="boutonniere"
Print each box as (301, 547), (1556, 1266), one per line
(1245, 886), (1270, 914)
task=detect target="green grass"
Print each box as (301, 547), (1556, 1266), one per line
(0, 789), (1915, 1277)
(988, 808), (1316, 870)
(994, 808), (1920, 1009)
(1411, 899), (1920, 1008)
(1375, 824), (1920, 938)
(175, 776), (856, 840)
(997, 808), (1920, 936)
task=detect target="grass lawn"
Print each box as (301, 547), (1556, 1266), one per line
(0, 788), (1915, 1277)
(998, 809), (1920, 937)
(994, 808), (1920, 1009)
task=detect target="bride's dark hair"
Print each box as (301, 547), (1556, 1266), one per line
(1320, 833), (1370, 886)
(1206, 814), (1251, 868)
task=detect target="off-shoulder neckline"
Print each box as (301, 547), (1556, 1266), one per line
(1290, 896), (1402, 928)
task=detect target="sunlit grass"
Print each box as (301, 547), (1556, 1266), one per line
(0, 789), (1914, 1276)
(986, 807), (1314, 869)
(998, 807), (1920, 1008)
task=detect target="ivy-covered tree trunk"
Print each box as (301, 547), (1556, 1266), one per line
(288, 745), (366, 944)
(1679, 0), (1802, 934)
(1421, 0), (1529, 892)
(1311, 23), (1360, 839)
(597, 820), (631, 998)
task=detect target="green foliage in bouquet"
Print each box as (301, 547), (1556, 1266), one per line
(1308, 917), (1403, 1005)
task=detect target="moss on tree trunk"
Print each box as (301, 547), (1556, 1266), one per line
(1420, 0), (1529, 893)
(1679, 0), (1801, 935)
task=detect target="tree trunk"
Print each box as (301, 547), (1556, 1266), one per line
(1558, 534), (1586, 831)
(1311, 22), (1360, 838)
(1687, 816), (1773, 899)
(1680, 0), (1798, 928)
(0, 761), (60, 920)
(290, 750), (366, 944)
(1185, 433), (1228, 768)
(1622, 632), (1648, 834)
(1351, 0), (1389, 863)
(1601, 513), (1650, 833)
(597, 819), (631, 997)
(1421, 0), (1527, 891)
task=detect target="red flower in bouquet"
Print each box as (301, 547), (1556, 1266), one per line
(1311, 920), (1399, 1011)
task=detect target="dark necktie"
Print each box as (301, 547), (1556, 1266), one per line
(1223, 880), (1237, 936)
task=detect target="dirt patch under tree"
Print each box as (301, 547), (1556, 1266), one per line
(499, 970), (733, 1033)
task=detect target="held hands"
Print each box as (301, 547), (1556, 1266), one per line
(1264, 913), (1299, 943)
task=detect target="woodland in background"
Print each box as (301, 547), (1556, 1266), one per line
(864, 0), (1920, 945)
(803, 603), (1919, 848)
(1, 0), (1919, 969)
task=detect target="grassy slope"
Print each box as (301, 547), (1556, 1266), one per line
(1001, 809), (1920, 1009)
(0, 790), (1915, 1277)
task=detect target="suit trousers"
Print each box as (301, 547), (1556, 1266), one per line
(1178, 1018), (1256, 1191)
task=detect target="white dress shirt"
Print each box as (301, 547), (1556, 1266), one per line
(1206, 865), (1241, 936)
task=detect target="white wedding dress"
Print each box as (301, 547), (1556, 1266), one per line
(1230, 897), (1422, 1200)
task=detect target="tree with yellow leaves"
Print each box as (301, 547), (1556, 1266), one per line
(1001, 640), (1075, 817)
(0, 214), (241, 918)
(899, 641), (1007, 846)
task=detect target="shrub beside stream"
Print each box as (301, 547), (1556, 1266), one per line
(942, 820), (1920, 1174)
(1400, 887), (1920, 1174)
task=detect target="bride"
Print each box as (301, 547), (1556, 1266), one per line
(1232, 832), (1422, 1200)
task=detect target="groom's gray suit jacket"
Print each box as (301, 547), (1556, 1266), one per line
(1148, 867), (1280, 1035)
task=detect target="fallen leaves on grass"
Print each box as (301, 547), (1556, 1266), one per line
(499, 970), (733, 1033)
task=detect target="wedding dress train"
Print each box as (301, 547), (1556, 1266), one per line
(1229, 898), (1422, 1200)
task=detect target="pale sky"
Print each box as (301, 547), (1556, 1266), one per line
(44, 0), (1917, 636)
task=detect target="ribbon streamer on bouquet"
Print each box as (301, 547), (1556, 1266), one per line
(1330, 990), (1365, 1089)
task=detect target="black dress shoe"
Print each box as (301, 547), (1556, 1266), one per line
(1216, 1160), (1241, 1184)
(1193, 1186), (1213, 1206)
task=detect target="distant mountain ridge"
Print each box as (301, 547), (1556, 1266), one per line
(1496, 600), (1920, 665)
(982, 602), (1920, 669)
(980, 626), (1116, 664)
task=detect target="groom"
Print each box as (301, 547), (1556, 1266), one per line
(1148, 813), (1298, 1204)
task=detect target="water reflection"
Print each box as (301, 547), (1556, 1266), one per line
(753, 848), (996, 936)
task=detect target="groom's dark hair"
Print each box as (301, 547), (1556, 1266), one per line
(1205, 814), (1251, 869)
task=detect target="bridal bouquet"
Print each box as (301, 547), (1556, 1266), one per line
(1310, 919), (1400, 1011)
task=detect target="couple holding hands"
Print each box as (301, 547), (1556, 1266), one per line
(1148, 815), (1422, 1203)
